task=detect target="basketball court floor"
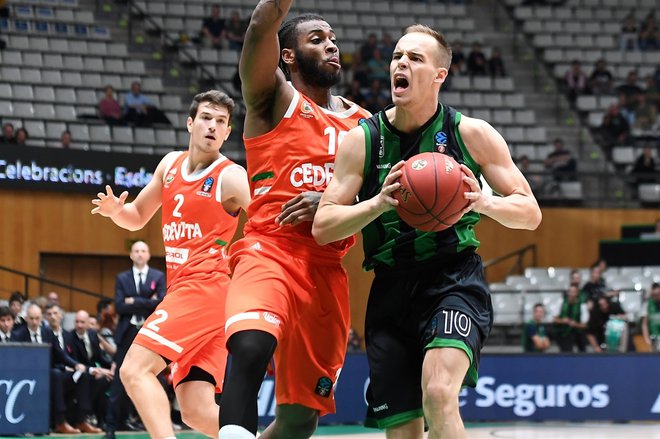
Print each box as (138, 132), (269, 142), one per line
(33, 423), (660, 438)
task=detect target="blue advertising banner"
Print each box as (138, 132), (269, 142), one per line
(0, 344), (50, 435)
(257, 353), (660, 425)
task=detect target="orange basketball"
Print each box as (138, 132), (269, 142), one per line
(393, 152), (470, 232)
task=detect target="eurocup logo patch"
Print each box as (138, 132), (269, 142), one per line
(315, 377), (333, 397)
(435, 131), (447, 153)
(411, 158), (428, 170)
(197, 176), (214, 197)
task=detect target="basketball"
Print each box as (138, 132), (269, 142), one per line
(393, 152), (470, 232)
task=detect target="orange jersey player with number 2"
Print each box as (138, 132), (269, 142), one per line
(217, 1), (370, 438)
(91, 91), (250, 439)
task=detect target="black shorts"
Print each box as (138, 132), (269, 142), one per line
(364, 252), (493, 429)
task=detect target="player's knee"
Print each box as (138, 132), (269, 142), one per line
(119, 361), (139, 388)
(423, 378), (459, 417)
(275, 409), (318, 438)
(179, 405), (204, 432)
(227, 330), (276, 376)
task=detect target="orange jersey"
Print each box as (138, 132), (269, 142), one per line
(243, 84), (370, 259)
(161, 151), (242, 287)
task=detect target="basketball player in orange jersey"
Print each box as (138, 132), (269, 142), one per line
(218, 2), (370, 438)
(313, 26), (541, 438)
(91, 90), (251, 439)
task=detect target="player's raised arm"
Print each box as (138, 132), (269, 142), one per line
(312, 127), (404, 245)
(459, 116), (542, 230)
(239, 0), (293, 112)
(91, 152), (175, 231)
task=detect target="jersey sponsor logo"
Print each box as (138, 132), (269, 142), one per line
(378, 135), (385, 158)
(164, 168), (177, 188)
(376, 163), (391, 170)
(290, 162), (334, 188)
(411, 158), (428, 170)
(435, 131), (447, 153)
(314, 376), (333, 398)
(262, 312), (281, 326)
(464, 376), (610, 417)
(165, 246), (189, 265)
(197, 176), (214, 198)
(162, 221), (203, 241)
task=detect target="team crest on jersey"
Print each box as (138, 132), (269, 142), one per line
(300, 100), (315, 118)
(435, 131), (447, 153)
(197, 176), (214, 197)
(164, 168), (177, 188)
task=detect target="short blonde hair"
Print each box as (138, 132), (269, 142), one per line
(403, 24), (452, 70)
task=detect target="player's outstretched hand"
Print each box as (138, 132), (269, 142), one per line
(276, 191), (322, 226)
(91, 185), (128, 217)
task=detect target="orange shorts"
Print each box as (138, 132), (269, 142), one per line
(133, 274), (229, 393)
(226, 234), (350, 416)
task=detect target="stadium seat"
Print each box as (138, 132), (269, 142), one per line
(34, 86), (55, 102)
(69, 123), (90, 142)
(90, 125), (112, 143)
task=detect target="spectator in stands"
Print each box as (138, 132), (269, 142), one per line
(569, 269), (582, 288)
(13, 303), (98, 433)
(8, 291), (26, 329)
(47, 291), (61, 306)
(616, 70), (643, 112)
(0, 305), (13, 342)
(45, 304), (66, 350)
(523, 304), (551, 352)
(379, 32), (395, 60)
(347, 327), (362, 352)
(564, 60), (588, 105)
(543, 138), (577, 182)
(643, 74), (660, 111)
(587, 296), (627, 352)
(554, 284), (587, 352)
(359, 33), (379, 63)
(620, 12), (638, 51)
(14, 127), (28, 146)
(634, 94), (657, 131)
(589, 59), (614, 96)
(344, 79), (367, 109)
(97, 299), (117, 362)
(488, 47), (506, 78)
(351, 52), (370, 87)
(631, 145), (657, 186)
(67, 310), (113, 427)
(450, 41), (466, 76)
(59, 130), (72, 149)
(225, 10), (247, 51)
(1, 122), (15, 144)
(201, 4), (226, 49)
(641, 282), (660, 352)
(88, 316), (99, 330)
(123, 82), (151, 126)
(99, 85), (123, 126)
(638, 11), (658, 51)
(466, 42), (488, 76)
(599, 103), (631, 155)
(363, 79), (390, 114)
(582, 265), (607, 304)
(517, 155), (544, 194)
(366, 48), (390, 86)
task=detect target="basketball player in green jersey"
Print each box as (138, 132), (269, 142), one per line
(313, 25), (541, 438)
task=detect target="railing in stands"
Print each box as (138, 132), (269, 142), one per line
(0, 264), (104, 301)
(483, 243), (537, 279)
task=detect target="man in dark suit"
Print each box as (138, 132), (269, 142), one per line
(105, 241), (166, 438)
(12, 303), (100, 434)
(0, 305), (13, 342)
(65, 310), (114, 427)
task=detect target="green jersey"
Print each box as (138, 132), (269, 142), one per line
(647, 300), (660, 337)
(358, 104), (481, 271)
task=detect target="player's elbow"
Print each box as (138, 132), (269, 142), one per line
(311, 221), (332, 246)
(526, 207), (542, 230)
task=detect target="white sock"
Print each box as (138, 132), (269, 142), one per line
(219, 425), (255, 439)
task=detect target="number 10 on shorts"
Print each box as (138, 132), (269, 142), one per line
(442, 309), (472, 337)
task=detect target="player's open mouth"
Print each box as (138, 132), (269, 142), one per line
(205, 134), (216, 140)
(393, 75), (409, 93)
(327, 57), (341, 68)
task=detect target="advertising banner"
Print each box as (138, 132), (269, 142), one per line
(0, 344), (50, 435)
(0, 146), (161, 195)
(258, 353), (660, 425)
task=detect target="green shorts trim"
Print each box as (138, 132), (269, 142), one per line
(365, 408), (424, 429)
(425, 338), (479, 387)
